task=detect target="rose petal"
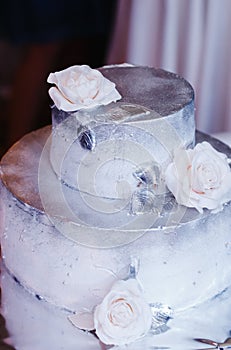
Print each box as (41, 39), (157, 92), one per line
(47, 72), (59, 85)
(48, 87), (78, 112)
(68, 311), (95, 331)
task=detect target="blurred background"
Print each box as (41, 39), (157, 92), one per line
(0, 0), (231, 157)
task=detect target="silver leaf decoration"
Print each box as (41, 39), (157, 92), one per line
(131, 161), (172, 215)
(130, 189), (159, 215)
(133, 162), (166, 194)
(127, 257), (140, 279)
(78, 128), (96, 151)
(130, 189), (174, 216)
(149, 303), (173, 334)
(133, 164), (160, 186)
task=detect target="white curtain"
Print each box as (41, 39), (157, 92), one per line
(108, 0), (231, 133)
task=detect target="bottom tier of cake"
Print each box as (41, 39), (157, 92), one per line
(1, 266), (231, 350)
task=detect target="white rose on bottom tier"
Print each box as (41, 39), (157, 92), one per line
(165, 141), (231, 213)
(94, 279), (152, 346)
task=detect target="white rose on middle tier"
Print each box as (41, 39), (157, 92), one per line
(165, 141), (231, 213)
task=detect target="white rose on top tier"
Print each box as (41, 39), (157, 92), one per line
(165, 141), (231, 213)
(94, 279), (152, 346)
(47, 65), (121, 112)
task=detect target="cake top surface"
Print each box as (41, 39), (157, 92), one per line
(99, 65), (194, 116)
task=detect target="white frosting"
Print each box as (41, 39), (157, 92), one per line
(2, 266), (231, 349)
(1, 180), (231, 315)
(1, 270), (101, 350)
(47, 65), (121, 112)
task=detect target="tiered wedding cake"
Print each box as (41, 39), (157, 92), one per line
(1, 64), (231, 350)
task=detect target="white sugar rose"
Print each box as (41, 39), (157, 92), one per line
(47, 65), (121, 111)
(165, 141), (231, 213)
(94, 279), (152, 346)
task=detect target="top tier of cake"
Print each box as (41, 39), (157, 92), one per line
(50, 65), (195, 221)
(98, 65), (194, 116)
